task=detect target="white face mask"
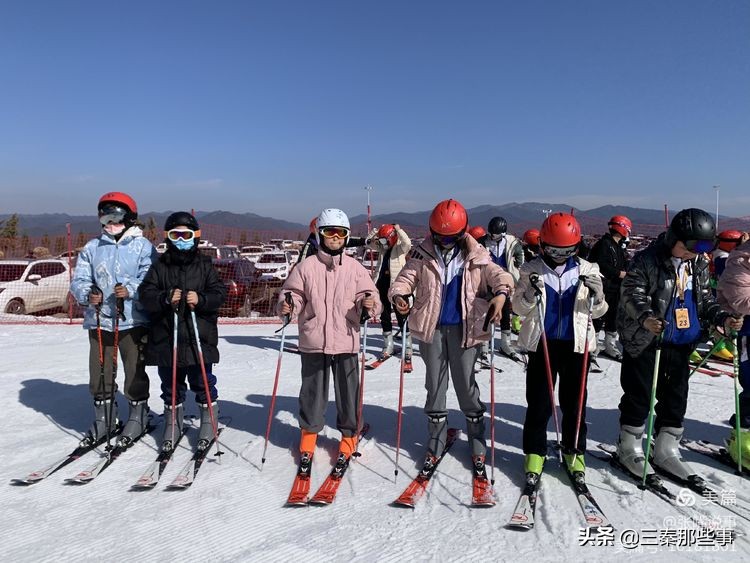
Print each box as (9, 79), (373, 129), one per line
(104, 224), (126, 236)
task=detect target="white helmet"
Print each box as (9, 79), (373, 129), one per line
(316, 208), (350, 245)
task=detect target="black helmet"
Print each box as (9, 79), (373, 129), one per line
(666, 208), (716, 249)
(487, 216), (507, 236)
(164, 211), (200, 232)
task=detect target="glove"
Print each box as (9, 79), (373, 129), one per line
(523, 274), (543, 302)
(580, 274), (604, 305)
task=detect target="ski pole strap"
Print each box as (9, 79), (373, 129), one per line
(529, 273), (543, 296)
(275, 291), (293, 334)
(360, 291), (371, 324)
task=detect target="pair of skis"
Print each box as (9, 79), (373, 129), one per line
(286, 423), (371, 506)
(366, 354), (412, 373)
(392, 428), (495, 508)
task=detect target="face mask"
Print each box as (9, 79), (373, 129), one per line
(172, 238), (194, 251)
(104, 224), (125, 236)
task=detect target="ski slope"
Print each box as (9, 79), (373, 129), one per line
(2, 322), (749, 562)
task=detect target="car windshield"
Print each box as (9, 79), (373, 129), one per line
(0, 264), (27, 282)
(258, 254), (287, 264)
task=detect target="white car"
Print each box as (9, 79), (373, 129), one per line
(0, 259), (72, 315)
(254, 251), (293, 280)
(240, 245), (265, 263)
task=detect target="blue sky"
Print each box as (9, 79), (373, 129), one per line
(1, 0), (748, 221)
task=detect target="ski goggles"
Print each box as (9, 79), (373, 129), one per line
(98, 205), (127, 226)
(166, 228), (200, 241)
(684, 238), (717, 254)
(378, 237), (390, 246)
(319, 226), (350, 239)
(432, 231), (464, 247)
(541, 244), (578, 261)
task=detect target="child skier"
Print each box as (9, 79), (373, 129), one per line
(616, 208), (742, 481)
(278, 208), (381, 494)
(369, 223), (412, 360)
(512, 212), (607, 479)
(70, 192), (157, 447)
(389, 199), (513, 484)
(139, 212), (227, 451)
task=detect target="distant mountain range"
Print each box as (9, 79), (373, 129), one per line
(3, 203), (749, 240)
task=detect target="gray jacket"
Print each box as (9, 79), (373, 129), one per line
(617, 234), (728, 356)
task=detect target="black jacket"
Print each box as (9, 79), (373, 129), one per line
(139, 250), (227, 367)
(617, 233), (728, 356)
(589, 233), (628, 297)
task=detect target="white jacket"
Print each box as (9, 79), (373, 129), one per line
(511, 257), (607, 354)
(370, 226), (412, 286)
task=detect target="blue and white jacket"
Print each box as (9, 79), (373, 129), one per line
(70, 226), (157, 331)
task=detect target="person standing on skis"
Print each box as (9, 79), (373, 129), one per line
(278, 208), (381, 483)
(484, 216), (524, 359)
(139, 212), (227, 452)
(615, 208), (743, 481)
(588, 215), (632, 361)
(70, 192), (157, 447)
(368, 223), (412, 361)
(389, 199), (513, 483)
(512, 212), (607, 479)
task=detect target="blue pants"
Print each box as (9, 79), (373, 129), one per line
(158, 364), (217, 405)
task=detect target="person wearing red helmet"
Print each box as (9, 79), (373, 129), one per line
(522, 229), (541, 262)
(70, 192), (158, 448)
(467, 225), (487, 241)
(368, 223), (412, 359)
(588, 215), (632, 361)
(512, 212), (607, 481)
(389, 199), (514, 488)
(714, 229), (748, 278)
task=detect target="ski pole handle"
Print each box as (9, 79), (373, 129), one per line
(483, 301), (497, 332)
(275, 292), (293, 333)
(114, 283), (126, 320)
(529, 273), (543, 297)
(90, 285), (102, 310)
(360, 291), (372, 324)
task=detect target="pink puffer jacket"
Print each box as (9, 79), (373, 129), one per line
(388, 236), (514, 348)
(277, 250), (382, 354)
(717, 241), (750, 316)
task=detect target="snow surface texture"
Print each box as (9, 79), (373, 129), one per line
(2, 323), (748, 562)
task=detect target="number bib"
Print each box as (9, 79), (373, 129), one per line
(674, 307), (691, 329)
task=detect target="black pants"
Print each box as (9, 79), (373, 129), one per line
(619, 342), (692, 430)
(378, 285), (408, 334)
(523, 339), (589, 456)
(500, 298), (512, 331)
(158, 364), (217, 405)
(299, 353), (359, 437)
(88, 327), (149, 401)
(594, 292), (618, 333)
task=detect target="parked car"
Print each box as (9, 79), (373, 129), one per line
(240, 245), (265, 263)
(360, 249), (380, 271)
(199, 244), (240, 260)
(0, 259), (72, 315)
(212, 259), (258, 317)
(253, 251), (293, 281)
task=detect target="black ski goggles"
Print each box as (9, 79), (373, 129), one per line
(541, 244), (578, 261)
(684, 238), (717, 254)
(431, 231), (464, 247)
(98, 204), (127, 226)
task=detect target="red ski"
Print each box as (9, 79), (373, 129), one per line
(471, 469), (495, 507)
(365, 355), (391, 370)
(285, 452), (313, 506)
(392, 428), (459, 508)
(403, 358), (413, 373)
(308, 423), (370, 505)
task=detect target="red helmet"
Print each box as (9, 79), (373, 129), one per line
(607, 215), (632, 238)
(467, 225), (486, 240)
(540, 212), (581, 247)
(309, 217), (318, 234)
(523, 229), (541, 247)
(429, 199), (468, 236)
(717, 229), (743, 252)
(99, 191), (137, 215)
(377, 224), (398, 247)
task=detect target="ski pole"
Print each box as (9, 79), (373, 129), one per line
(733, 333), (742, 475)
(262, 292), (293, 468)
(571, 291), (595, 470)
(353, 292), (371, 458)
(169, 289), (180, 450)
(641, 330), (664, 489)
(395, 315), (408, 482)
(489, 323), (496, 485)
(91, 286), (112, 450)
(189, 307), (223, 458)
(109, 289), (122, 452)
(687, 336), (726, 378)
(530, 273), (563, 462)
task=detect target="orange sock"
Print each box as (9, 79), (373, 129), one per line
(299, 430), (317, 454)
(339, 435), (358, 457)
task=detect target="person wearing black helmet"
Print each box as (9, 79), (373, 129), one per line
(70, 192), (158, 448)
(485, 216), (524, 359)
(139, 212), (227, 452)
(615, 208), (743, 482)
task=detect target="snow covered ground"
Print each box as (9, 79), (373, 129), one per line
(2, 322), (749, 562)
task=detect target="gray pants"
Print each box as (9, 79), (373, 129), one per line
(299, 353), (359, 437)
(420, 325), (485, 457)
(88, 327), (149, 401)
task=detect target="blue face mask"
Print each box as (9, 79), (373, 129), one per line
(172, 238), (194, 251)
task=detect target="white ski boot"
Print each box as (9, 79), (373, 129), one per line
(616, 424), (654, 477)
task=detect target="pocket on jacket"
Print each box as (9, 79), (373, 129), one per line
(471, 299), (490, 338)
